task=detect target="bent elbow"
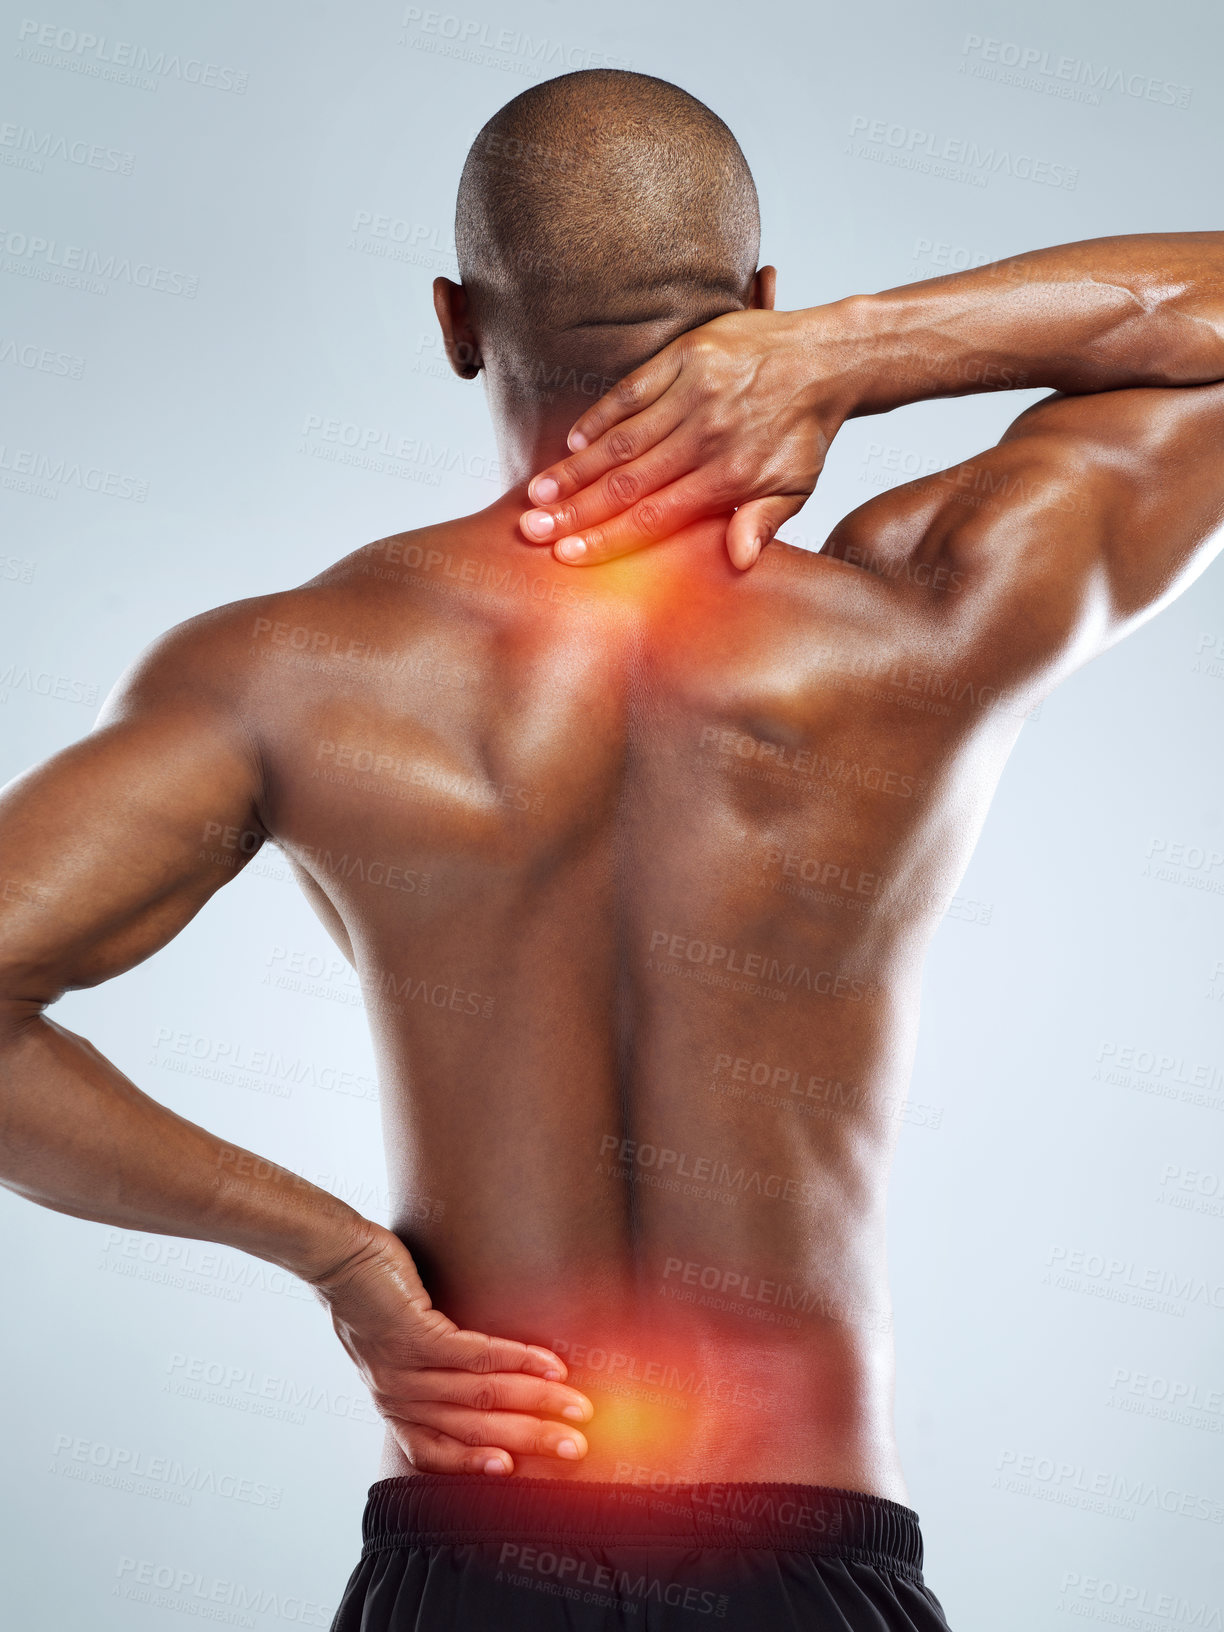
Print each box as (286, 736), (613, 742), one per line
(0, 989), (49, 1049)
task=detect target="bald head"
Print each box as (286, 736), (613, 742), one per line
(451, 70), (761, 389)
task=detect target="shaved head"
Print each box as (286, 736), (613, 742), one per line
(453, 70), (761, 390)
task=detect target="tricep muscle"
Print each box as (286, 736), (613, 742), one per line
(0, 615), (265, 1015)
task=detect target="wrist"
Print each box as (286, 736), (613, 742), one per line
(792, 293), (888, 424)
(214, 1140), (384, 1285)
(299, 1213), (398, 1294)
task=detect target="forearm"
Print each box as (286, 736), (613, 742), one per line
(832, 232), (1224, 414)
(0, 1004), (373, 1283)
(514, 231), (1224, 567)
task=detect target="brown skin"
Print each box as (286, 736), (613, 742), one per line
(1, 238), (1223, 1501)
(515, 233), (1224, 568)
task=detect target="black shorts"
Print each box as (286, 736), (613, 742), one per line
(329, 1475), (952, 1629)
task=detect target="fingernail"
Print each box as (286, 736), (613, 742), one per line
(556, 1439), (581, 1459)
(543, 1368), (562, 1382)
(561, 1405), (586, 1421)
(557, 537), (586, 561)
(524, 510), (555, 538)
(532, 476), (559, 503)
(568, 430), (588, 451)
(483, 1458), (509, 1476)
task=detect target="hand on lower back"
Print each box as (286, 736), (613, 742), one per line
(309, 1223), (593, 1475)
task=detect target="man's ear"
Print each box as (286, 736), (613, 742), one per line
(432, 277), (482, 378)
(747, 265), (777, 311)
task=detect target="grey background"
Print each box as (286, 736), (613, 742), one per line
(1, 0), (1222, 1626)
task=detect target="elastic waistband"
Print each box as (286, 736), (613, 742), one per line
(361, 1476), (924, 1574)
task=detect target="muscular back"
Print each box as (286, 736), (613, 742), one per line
(4, 382), (1222, 1500)
(225, 437), (1094, 1495)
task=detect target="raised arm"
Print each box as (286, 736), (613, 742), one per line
(982, 378), (1224, 633)
(517, 232), (1224, 567)
(819, 375), (1224, 688)
(0, 610), (591, 1473)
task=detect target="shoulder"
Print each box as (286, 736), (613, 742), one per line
(812, 413), (1118, 688)
(941, 385), (1224, 640)
(97, 523), (453, 722)
(98, 596), (272, 726)
(826, 425), (1103, 583)
(98, 519), (495, 747)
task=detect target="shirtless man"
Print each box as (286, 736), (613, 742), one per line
(1, 69), (1222, 1631)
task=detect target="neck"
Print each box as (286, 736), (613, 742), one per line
(486, 375), (612, 496)
(482, 316), (700, 495)
(474, 289), (757, 494)
(482, 303), (745, 494)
